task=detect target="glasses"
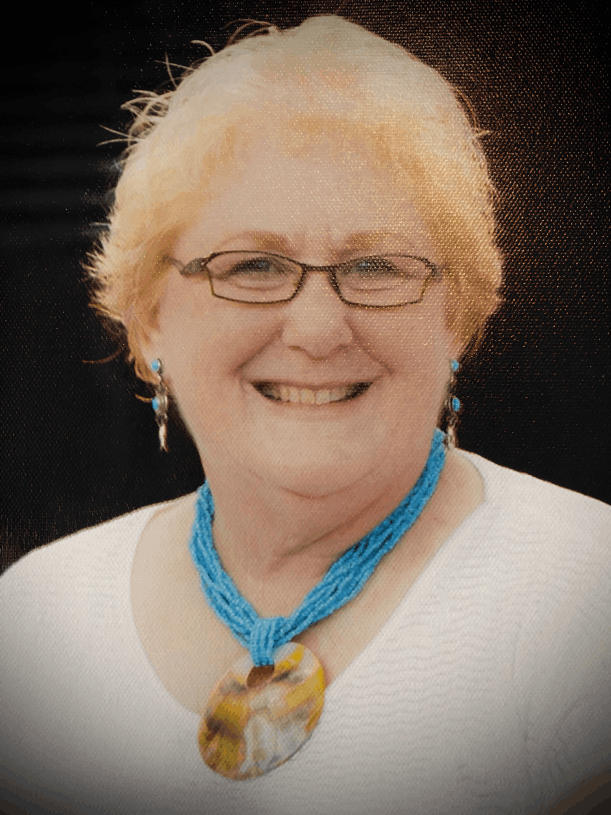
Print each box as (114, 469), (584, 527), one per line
(166, 251), (441, 308)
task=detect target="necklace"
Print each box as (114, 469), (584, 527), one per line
(189, 428), (446, 779)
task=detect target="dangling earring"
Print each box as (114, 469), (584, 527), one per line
(150, 358), (169, 452)
(445, 359), (460, 450)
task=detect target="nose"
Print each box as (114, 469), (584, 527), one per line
(280, 269), (354, 358)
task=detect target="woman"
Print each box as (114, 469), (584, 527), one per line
(1, 16), (609, 815)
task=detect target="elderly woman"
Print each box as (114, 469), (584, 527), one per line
(1, 16), (609, 815)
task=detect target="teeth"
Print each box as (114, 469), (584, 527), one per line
(257, 383), (368, 404)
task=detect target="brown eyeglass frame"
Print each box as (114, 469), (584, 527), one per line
(165, 251), (442, 308)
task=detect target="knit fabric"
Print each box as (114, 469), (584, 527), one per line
(1, 452), (610, 815)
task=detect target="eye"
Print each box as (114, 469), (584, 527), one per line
(352, 257), (400, 275)
(229, 257), (278, 274)
(209, 253), (296, 291)
(225, 257), (289, 286)
(340, 256), (406, 290)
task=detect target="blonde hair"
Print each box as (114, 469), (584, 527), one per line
(90, 15), (502, 384)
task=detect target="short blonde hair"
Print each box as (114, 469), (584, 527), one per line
(90, 15), (502, 384)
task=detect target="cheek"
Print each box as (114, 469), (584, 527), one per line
(362, 308), (452, 375)
(362, 314), (454, 431)
(155, 287), (279, 399)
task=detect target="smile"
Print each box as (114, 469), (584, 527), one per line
(253, 382), (372, 405)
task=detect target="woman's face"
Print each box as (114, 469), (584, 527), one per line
(148, 133), (459, 498)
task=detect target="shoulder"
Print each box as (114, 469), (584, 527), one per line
(0, 498), (191, 812)
(0, 498), (188, 630)
(450, 455), (611, 791)
(2, 503), (156, 589)
(460, 458), (610, 676)
(443, 452), (611, 694)
(0, 496), (189, 721)
(460, 450), (610, 549)
(455, 451), (610, 629)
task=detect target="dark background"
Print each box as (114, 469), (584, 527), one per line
(1, 0), (609, 572)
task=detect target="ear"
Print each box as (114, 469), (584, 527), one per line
(123, 305), (164, 386)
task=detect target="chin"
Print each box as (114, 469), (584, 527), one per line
(262, 427), (437, 499)
(247, 442), (387, 498)
(266, 466), (369, 499)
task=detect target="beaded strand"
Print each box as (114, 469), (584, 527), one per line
(189, 427), (446, 666)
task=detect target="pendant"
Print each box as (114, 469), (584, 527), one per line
(198, 642), (325, 779)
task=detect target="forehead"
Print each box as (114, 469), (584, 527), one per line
(174, 126), (438, 261)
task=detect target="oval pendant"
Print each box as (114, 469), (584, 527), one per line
(198, 642), (325, 780)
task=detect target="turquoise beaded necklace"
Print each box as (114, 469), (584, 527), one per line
(189, 428), (447, 779)
(190, 427), (446, 666)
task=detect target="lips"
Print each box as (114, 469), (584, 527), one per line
(253, 382), (372, 404)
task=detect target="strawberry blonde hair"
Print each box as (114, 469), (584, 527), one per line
(90, 16), (502, 384)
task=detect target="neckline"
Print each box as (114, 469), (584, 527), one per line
(127, 449), (495, 718)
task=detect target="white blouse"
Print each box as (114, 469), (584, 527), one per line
(1, 451), (610, 814)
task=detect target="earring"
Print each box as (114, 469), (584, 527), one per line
(445, 359), (460, 450)
(150, 358), (169, 452)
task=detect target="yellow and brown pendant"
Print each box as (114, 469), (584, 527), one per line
(198, 642), (325, 779)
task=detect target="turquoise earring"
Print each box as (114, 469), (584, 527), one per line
(151, 358), (169, 451)
(445, 359), (460, 449)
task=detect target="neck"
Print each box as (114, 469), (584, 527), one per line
(202, 442), (440, 617)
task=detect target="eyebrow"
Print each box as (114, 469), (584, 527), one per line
(212, 230), (416, 255)
(214, 231), (291, 253)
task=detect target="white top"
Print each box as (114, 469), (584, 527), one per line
(1, 452), (610, 815)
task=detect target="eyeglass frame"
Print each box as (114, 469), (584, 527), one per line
(165, 251), (442, 308)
